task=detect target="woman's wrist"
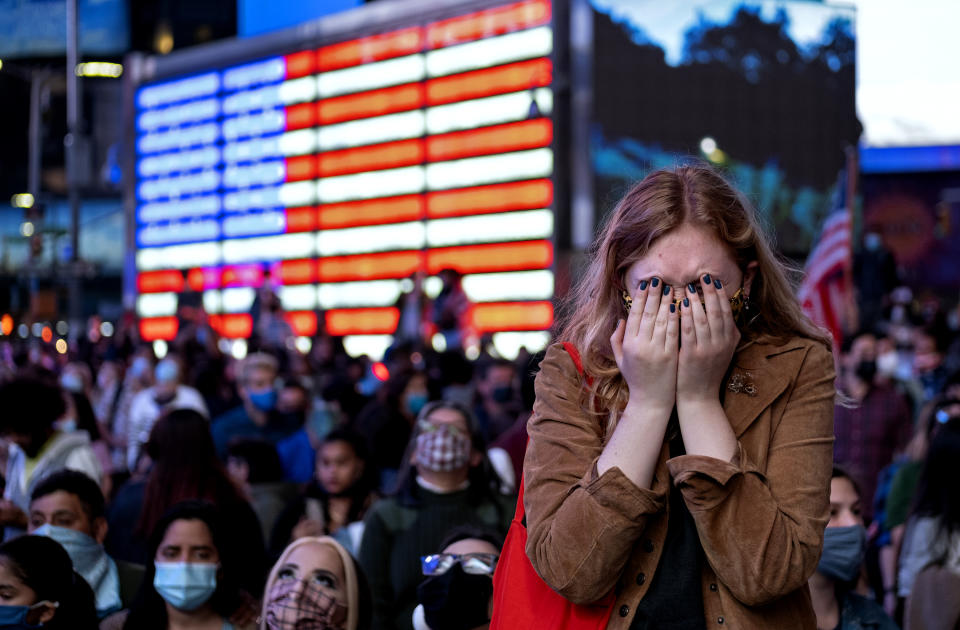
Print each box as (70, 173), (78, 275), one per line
(623, 396), (674, 421)
(676, 396), (724, 418)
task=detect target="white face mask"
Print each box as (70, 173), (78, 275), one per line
(876, 352), (898, 378)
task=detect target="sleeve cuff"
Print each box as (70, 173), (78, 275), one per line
(666, 443), (764, 510)
(579, 458), (666, 521)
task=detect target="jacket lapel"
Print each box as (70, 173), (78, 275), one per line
(723, 337), (804, 438)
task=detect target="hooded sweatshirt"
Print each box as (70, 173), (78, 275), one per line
(4, 430), (102, 539)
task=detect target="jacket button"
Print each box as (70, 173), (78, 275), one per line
(642, 539), (654, 553)
(718, 617), (724, 624)
(709, 583), (718, 592)
(636, 572), (646, 586)
(619, 605), (630, 618)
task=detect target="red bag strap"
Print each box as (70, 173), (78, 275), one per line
(515, 342), (585, 522)
(561, 341), (584, 375)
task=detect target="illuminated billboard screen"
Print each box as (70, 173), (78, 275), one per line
(133, 0), (555, 359)
(590, 0), (859, 258)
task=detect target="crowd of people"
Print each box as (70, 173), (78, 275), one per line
(831, 283), (960, 629)
(0, 168), (956, 630)
(0, 302), (528, 630)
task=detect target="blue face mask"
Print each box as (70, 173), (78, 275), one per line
(818, 525), (866, 583)
(248, 389), (277, 413)
(153, 562), (218, 611)
(32, 524), (121, 616)
(154, 359), (179, 384)
(53, 418), (77, 433)
(60, 373), (84, 393)
(0, 601), (57, 628)
(406, 392), (429, 417)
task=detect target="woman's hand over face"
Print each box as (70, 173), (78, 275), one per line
(611, 278), (680, 414)
(677, 275), (740, 403)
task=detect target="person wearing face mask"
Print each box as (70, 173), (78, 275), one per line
(413, 525), (502, 630)
(358, 401), (512, 630)
(0, 377), (102, 540)
(261, 536), (372, 630)
(808, 468), (898, 630)
(103, 501), (257, 630)
(352, 369), (431, 492)
(853, 228), (898, 333)
(472, 360), (522, 444)
(0, 535), (99, 630)
(833, 331), (913, 523)
(65, 390), (115, 494)
(909, 328), (949, 405)
(212, 354), (301, 461)
(105, 410), (267, 600)
(61, 362), (92, 397)
(897, 417), (960, 630)
(28, 470), (143, 618)
(109, 353), (155, 473)
(128, 356), (209, 471)
(270, 429), (377, 557)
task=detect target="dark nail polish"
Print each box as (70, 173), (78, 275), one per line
(670, 303), (676, 313)
(683, 297), (690, 308)
(651, 277), (660, 288)
(663, 284), (670, 295)
(703, 274), (712, 285)
(714, 279), (722, 289)
(639, 280), (648, 291)
(687, 283), (696, 294)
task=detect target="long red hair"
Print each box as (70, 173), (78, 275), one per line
(557, 164), (832, 438)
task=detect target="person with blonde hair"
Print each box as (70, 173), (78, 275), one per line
(261, 536), (371, 630)
(522, 164), (837, 628)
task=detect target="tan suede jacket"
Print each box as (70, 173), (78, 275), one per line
(523, 336), (836, 630)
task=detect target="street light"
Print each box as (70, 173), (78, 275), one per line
(11, 193), (34, 208)
(75, 62), (123, 78)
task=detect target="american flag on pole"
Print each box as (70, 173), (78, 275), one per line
(797, 169), (853, 347)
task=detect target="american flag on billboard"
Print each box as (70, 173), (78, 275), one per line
(132, 0), (557, 360)
(797, 170), (853, 347)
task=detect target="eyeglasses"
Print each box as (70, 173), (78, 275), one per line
(421, 553), (499, 576)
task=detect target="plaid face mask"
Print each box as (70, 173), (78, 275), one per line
(264, 576), (348, 630)
(416, 424), (472, 473)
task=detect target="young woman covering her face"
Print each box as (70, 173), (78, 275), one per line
(261, 536), (371, 630)
(522, 164), (837, 629)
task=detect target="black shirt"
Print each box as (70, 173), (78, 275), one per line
(629, 417), (707, 630)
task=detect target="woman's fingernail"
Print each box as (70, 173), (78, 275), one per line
(703, 274), (712, 285)
(670, 303), (676, 313)
(651, 277), (660, 288)
(639, 280), (648, 290)
(663, 284), (670, 295)
(687, 283), (696, 294)
(683, 297), (690, 308)
(714, 279), (722, 289)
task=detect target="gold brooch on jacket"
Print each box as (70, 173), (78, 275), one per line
(727, 371), (757, 396)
